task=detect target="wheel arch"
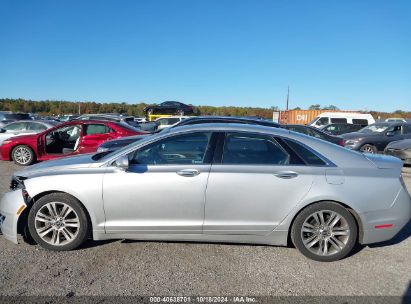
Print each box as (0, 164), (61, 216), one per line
(18, 190), (93, 241)
(286, 199), (364, 246)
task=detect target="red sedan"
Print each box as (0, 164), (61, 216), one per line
(0, 120), (146, 165)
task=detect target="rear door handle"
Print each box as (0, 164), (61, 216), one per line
(274, 171), (298, 179)
(176, 169), (200, 177)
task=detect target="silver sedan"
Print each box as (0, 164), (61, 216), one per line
(0, 124), (410, 262)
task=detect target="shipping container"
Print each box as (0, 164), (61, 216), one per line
(274, 109), (361, 125)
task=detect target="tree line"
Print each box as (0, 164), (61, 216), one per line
(0, 98), (409, 119)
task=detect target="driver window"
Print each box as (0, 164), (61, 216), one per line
(45, 125), (82, 154)
(387, 125), (401, 135)
(129, 132), (211, 165)
(316, 117), (329, 126)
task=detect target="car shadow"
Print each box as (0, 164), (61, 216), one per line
(368, 220), (411, 248)
(403, 281), (411, 303)
(77, 238), (118, 250)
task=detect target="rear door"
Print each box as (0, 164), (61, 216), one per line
(203, 132), (317, 235)
(78, 123), (116, 153)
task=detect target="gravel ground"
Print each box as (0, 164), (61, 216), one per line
(0, 161), (410, 297)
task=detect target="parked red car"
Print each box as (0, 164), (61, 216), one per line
(0, 120), (146, 165)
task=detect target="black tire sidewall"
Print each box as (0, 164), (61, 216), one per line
(291, 202), (358, 262)
(28, 193), (89, 251)
(12, 145), (35, 166)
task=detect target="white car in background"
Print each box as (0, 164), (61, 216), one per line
(155, 116), (190, 130)
(309, 112), (375, 128)
(0, 120), (59, 146)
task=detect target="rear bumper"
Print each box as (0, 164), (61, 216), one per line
(0, 189), (26, 244)
(360, 186), (411, 244)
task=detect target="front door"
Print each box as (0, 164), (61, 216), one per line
(204, 132), (314, 235)
(40, 124), (82, 160)
(103, 131), (214, 234)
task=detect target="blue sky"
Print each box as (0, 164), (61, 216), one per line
(0, 0), (410, 111)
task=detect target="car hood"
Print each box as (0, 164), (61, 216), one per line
(6, 133), (38, 142)
(386, 139), (411, 150)
(14, 153), (99, 178)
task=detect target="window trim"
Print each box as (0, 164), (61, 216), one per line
(214, 131), (335, 167)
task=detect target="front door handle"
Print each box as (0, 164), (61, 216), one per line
(274, 171), (298, 179)
(176, 169), (200, 177)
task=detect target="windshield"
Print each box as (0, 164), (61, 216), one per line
(359, 124), (391, 133)
(98, 132), (161, 161)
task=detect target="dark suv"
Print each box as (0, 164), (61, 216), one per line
(319, 123), (364, 136)
(143, 101), (194, 116)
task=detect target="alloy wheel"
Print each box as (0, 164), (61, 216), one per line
(301, 210), (350, 256)
(13, 146), (32, 165)
(34, 202), (80, 246)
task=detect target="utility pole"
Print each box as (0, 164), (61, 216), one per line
(286, 86), (290, 110)
(78, 102), (81, 114)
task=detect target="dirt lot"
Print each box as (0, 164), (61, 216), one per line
(0, 161), (410, 297)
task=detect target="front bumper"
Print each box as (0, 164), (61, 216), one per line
(360, 186), (411, 244)
(0, 189), (26, 244)
(385, 148), (411, 165)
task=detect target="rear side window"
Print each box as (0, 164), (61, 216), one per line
(352, 119), (368, 126)
(27, 122), (47, 131)
(330, 118), (347, 123)
(315, 117), (329, 126)
(85, 124), (112, 135)
(283, 139), (326, 166)
(222, 133), (289, 165)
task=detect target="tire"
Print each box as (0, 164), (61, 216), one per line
(11, 145), (35, 166)
(176, 109), (184, 116)
(146, 108), (154, 116)
(291, 202), (358, 262)
(360, 144), (376, 154)
(28, 193), (90, 251)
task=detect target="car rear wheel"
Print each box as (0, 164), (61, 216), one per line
(360, 144), (376, 153)
(176, 109), (184, 115)
(28, 193), (90, 251)
(11, 145), (35, 166)
(146, 108), (154, 116)
(291, 202), (357, 262)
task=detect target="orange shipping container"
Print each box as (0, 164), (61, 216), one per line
(277, 109), (359, 125)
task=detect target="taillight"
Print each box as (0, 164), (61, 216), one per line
(338, 139), (345, 147)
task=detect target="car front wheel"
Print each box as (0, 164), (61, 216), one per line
(360, 144), (377, 153)
(11, 145), (35, 166)
(28, 193), (90, 251)
(291, 202), (357, 262)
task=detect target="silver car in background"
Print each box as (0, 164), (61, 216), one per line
(0, 124), (410, 262)
(0, 120), (59, 146)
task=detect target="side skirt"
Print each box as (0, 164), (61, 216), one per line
(92, 230), (289, 246)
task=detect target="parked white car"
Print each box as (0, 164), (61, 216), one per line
(155, 116), (190, 130)
(309, 112), (375, 128)
(0, 120), (59, 146)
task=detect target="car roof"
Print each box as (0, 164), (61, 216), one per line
(174, 116), (279, 126)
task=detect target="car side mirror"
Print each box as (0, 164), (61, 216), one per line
(114, 155), (129, 170)
(0, 128), (6, 133)
(386, 131), (395, 137)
